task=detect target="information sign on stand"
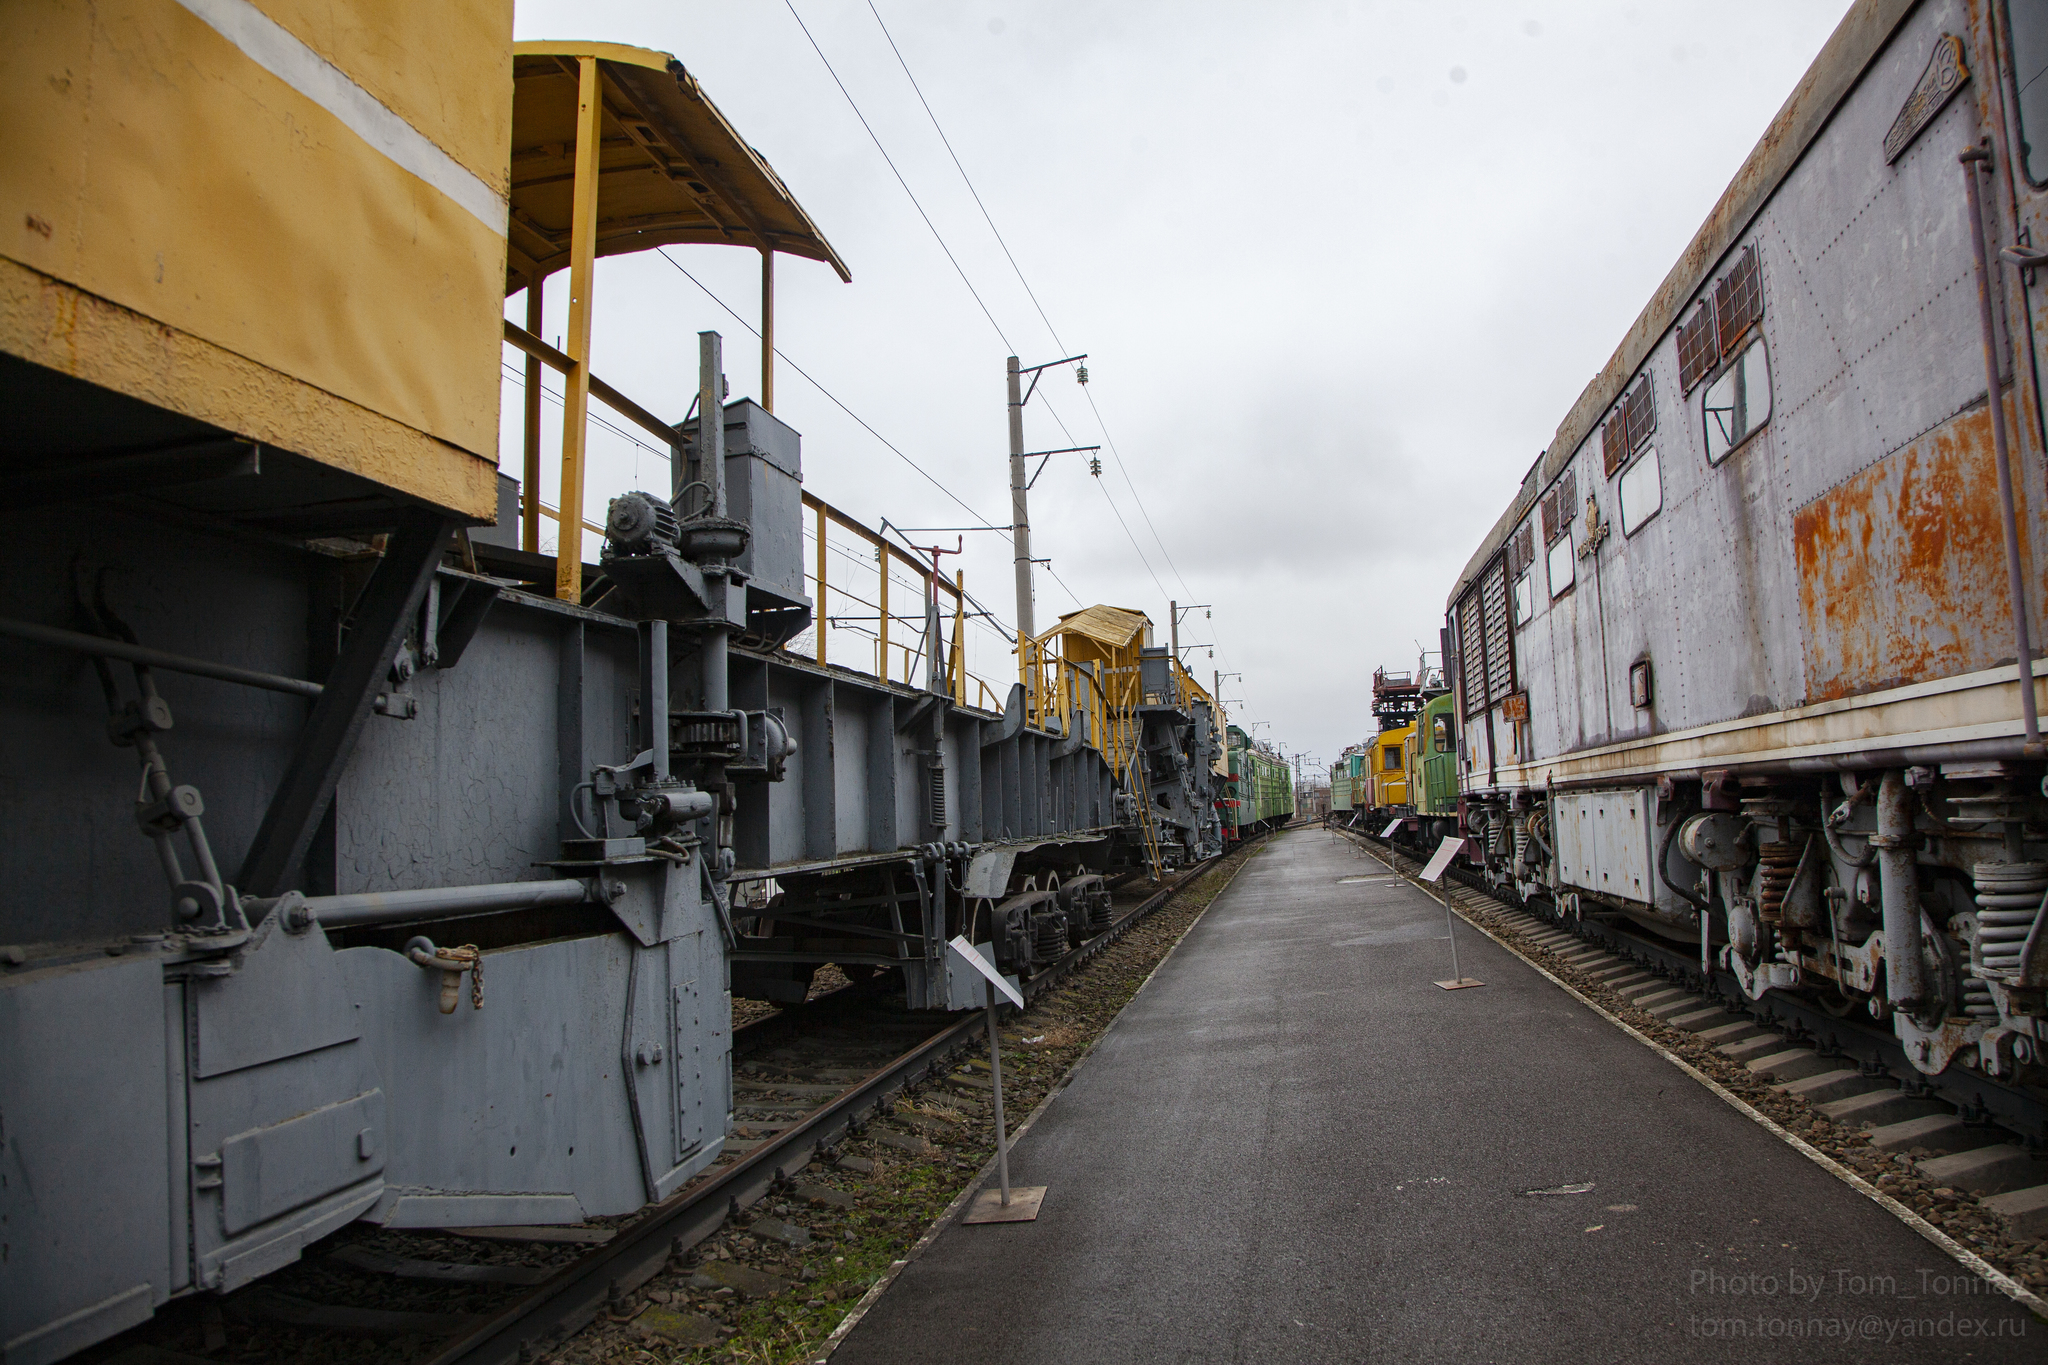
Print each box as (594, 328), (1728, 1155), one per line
(1419, 837), (1484, 990)
(946, 937), (1045, 1222)
(1380, 817), (1404, 839)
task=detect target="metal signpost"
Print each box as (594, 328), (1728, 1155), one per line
(1419, 836), (1484, 990)
(946, 936), (1047, 1223)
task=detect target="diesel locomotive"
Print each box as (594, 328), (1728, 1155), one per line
(1428, 0), (2048, 1111)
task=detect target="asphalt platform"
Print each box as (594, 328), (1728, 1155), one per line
(832, 825), (2041, 1364)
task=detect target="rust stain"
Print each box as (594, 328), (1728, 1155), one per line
(1793, 403), (2035, 702)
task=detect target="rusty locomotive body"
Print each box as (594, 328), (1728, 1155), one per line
(1446, 0), (2048, 1102)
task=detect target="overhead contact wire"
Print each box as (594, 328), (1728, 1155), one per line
(862, 2), (1235, 678)
(785, 0), (1014, 353)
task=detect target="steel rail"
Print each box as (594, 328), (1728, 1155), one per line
(424, 844), (1250, 1365)
(1335, 824), (2046, 1141)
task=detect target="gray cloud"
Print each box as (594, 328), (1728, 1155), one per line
(509, 0), (1851, 772)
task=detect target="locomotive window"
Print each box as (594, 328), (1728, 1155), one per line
(2012, 0), (2048, 184)
(1384, 747), (1402, 771)
(1547, 531), (1575, 597)
(1619, 447), (1662, 535)
(1513, 569), (1533, 625)
(1703, 337), (1772, 463)
(1433, 713), (1455, 751)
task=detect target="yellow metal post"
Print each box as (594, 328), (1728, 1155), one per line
(1018, 631), (1030, 721)
(952, 571), (967, 706)
(554, 56), (604, 602)
(760, 247), (775, 413)
(1056, 649), (1069, 731)
(878, 547), (890, 683)
(814, 500), (827, 666)
(521, 277), (544, 553)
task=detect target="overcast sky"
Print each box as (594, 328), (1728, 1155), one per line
(506, 0), (1852, 778)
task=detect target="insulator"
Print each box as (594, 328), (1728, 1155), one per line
(928, 765), (946, 829)
(1971, 861), (2047, 976)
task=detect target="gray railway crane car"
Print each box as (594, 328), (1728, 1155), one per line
(1133, 645), (1228, 868)
(1448, 0), (2048, 1103)
(0, 21), (1182, 1363)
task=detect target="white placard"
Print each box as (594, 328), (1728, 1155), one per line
(1380, 817), (1404, 839)
(948, 935), (1024, 1007)
(1418, 835), (1465, 884)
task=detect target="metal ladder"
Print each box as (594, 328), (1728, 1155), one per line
(1133, 756), (1167, 882)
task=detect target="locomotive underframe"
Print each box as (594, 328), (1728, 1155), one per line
(1454, 746), (2048, 1097)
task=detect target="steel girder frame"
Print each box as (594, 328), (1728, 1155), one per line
(719, 642), (1122, 1006)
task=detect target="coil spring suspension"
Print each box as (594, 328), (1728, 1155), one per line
(1971, 861), (2046, 985)
(1033, 914), (1066, 960)
(1756, 840), (1803, 921)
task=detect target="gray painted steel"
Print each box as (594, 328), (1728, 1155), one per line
(0, 342), (1219, 1359)
(837, 829), (2039, 1364)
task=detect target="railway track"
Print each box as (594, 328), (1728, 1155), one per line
(1329, 822), (2048, 1259)
(421, 852), (1237, 1365)
(91, 850), (1241, 1365)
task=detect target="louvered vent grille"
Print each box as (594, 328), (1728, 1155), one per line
(1458, 586), (1486, 718)
(1482, 559), (1513, 705)
(1541, 467), (1578, 543)
(1603, 377), (1657, 477)
(1677, 302), (1718, 392)
(1714, 245), (1763, 355)
(1678, 244), (1764, 394)
(1624, 375), (1657, 452)
(1509, 523), (1535, 575)
(1601, 411), (1629, 477)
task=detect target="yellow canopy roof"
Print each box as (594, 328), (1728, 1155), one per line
(1045, 605), (1151, 652)
(507, 42), (850, 292)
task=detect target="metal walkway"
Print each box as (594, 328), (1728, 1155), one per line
(833, 826), (2039, 1364)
